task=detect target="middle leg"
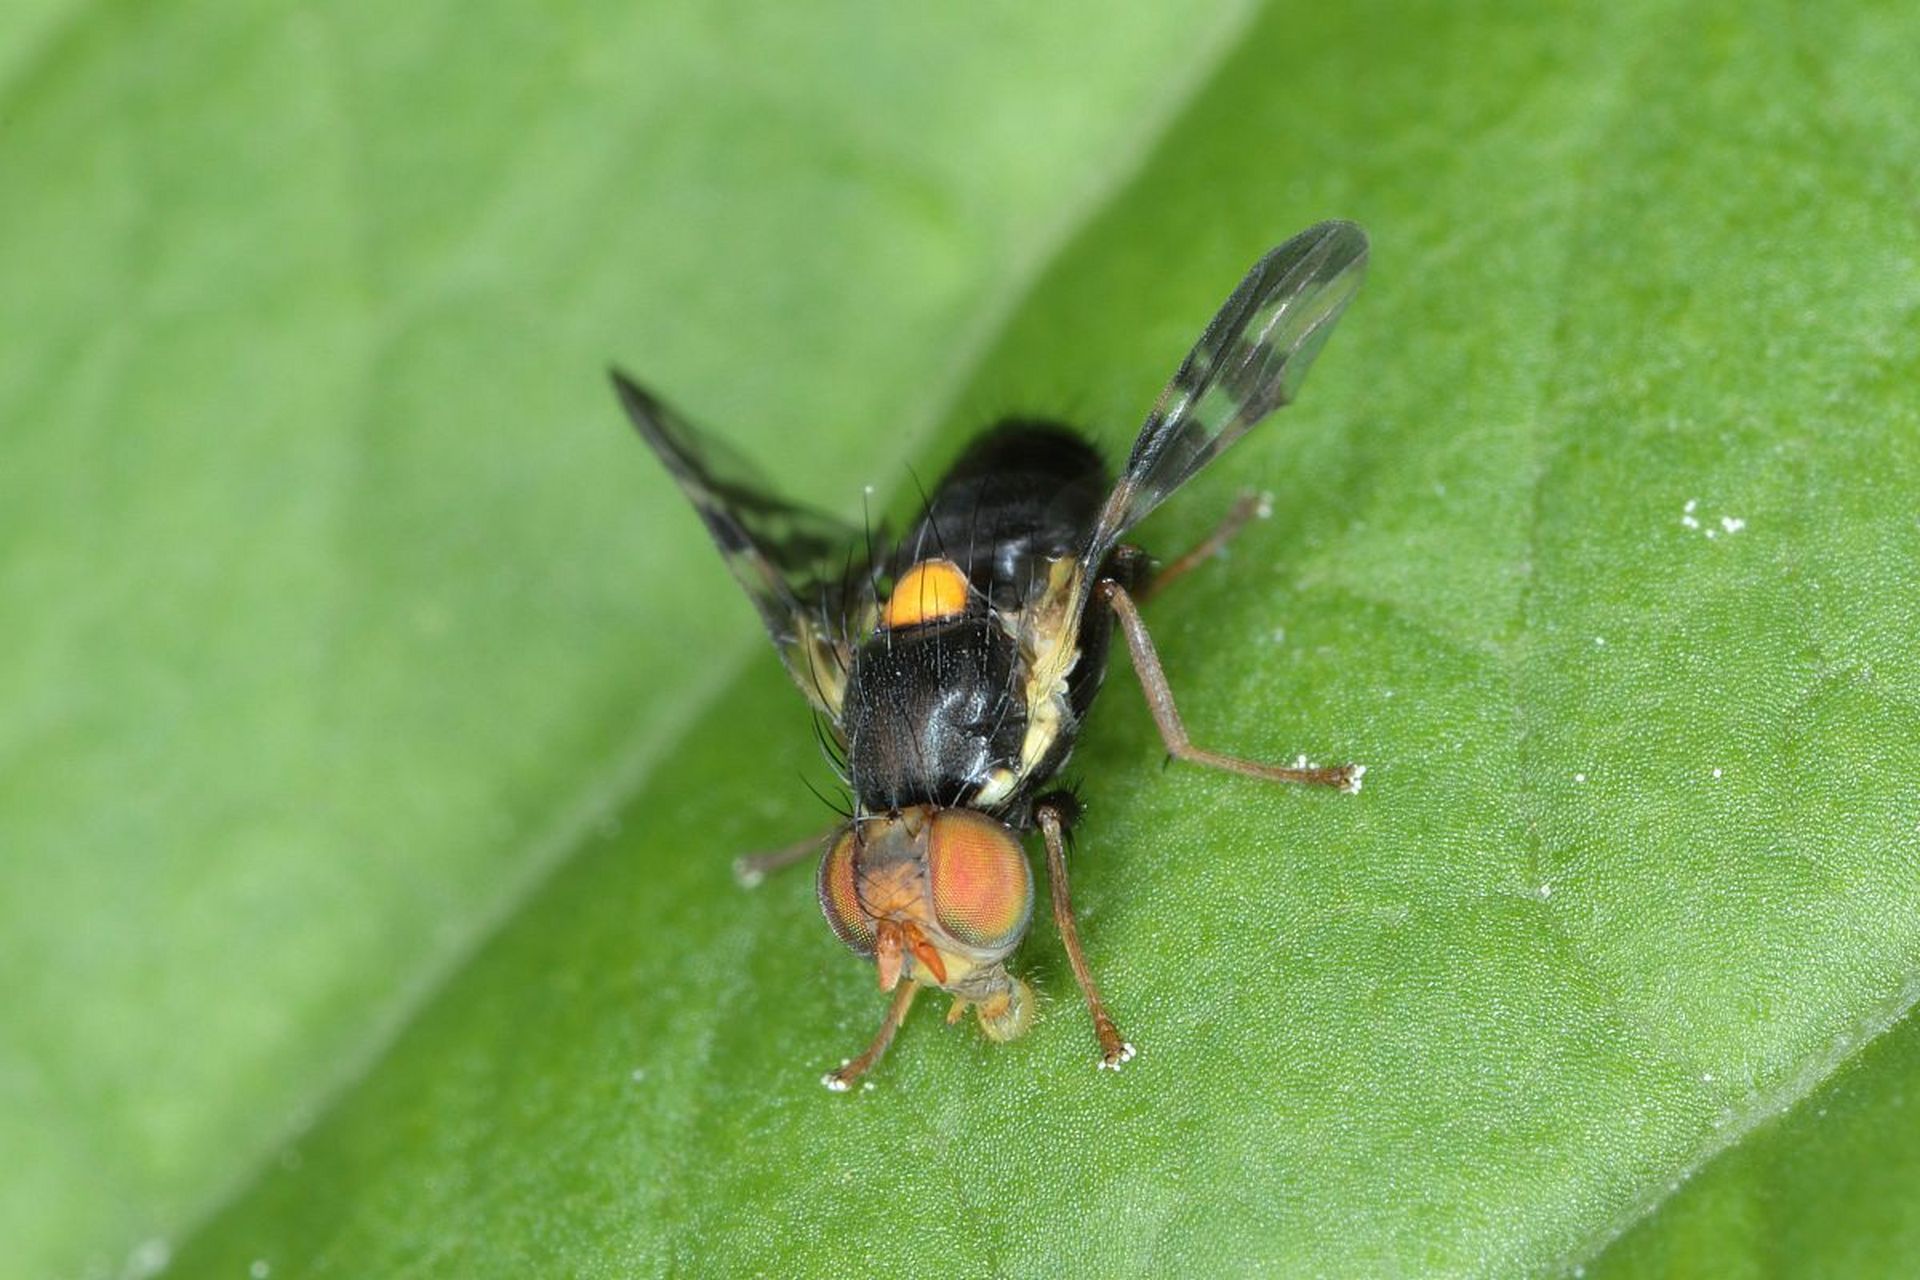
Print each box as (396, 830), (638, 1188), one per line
(1099, 578), (1364, 793)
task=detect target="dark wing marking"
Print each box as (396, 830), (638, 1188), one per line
(611, 370), (875, 717)
(1084, 220), (1369, 566)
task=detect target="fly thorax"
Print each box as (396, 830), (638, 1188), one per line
(843, 616), (1027, 812)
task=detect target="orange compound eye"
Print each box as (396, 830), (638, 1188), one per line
(817, 826), (875, 955)
(927, 811), (1033, 956)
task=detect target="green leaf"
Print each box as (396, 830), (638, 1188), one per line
(0, 3), (1252, 1276)
(12, 0), (1920, 1277)
(1587, 1005), (1920, 1279)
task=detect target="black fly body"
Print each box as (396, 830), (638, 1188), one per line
(615, 221), (1372, 1088)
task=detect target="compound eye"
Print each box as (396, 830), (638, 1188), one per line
(817, 825), (876, 955)
(927, 811), (1032, 954)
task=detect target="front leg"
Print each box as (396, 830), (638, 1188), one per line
(1097, 579), (1364, 793)
(1034, 795), (1135, 1071)
(822, 979), (920, 1092)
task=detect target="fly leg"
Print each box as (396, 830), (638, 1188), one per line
(1097, 579), (1364, 793)
(1036, 798), (1134, 1071)
(1137, 491), (1264, 603)
(822, 979), (920, 1092)
(734, 829), (833, 888)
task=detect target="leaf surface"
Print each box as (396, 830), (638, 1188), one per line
(9, 1), (1919, 1277)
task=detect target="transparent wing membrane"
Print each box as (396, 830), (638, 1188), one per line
(1088, 220), (1369, 560)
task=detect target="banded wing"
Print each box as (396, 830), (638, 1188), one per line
(1010, 223), (1369, 766)
(611, 370), (876, 718)
(1085, 219), (1369, 569)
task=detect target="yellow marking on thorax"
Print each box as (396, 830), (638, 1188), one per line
(1014, 558), (1088, 779)
(883, 558), (970, 629)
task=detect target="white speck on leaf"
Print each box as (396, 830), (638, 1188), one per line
(1681, 498), (1749, 540)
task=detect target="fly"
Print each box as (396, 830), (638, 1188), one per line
(612, 220), (1371, 1089)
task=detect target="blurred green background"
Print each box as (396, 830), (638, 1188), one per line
(4, 2), (1918, 1277)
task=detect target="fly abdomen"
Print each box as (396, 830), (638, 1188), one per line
(843, 617), (1026, 812)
